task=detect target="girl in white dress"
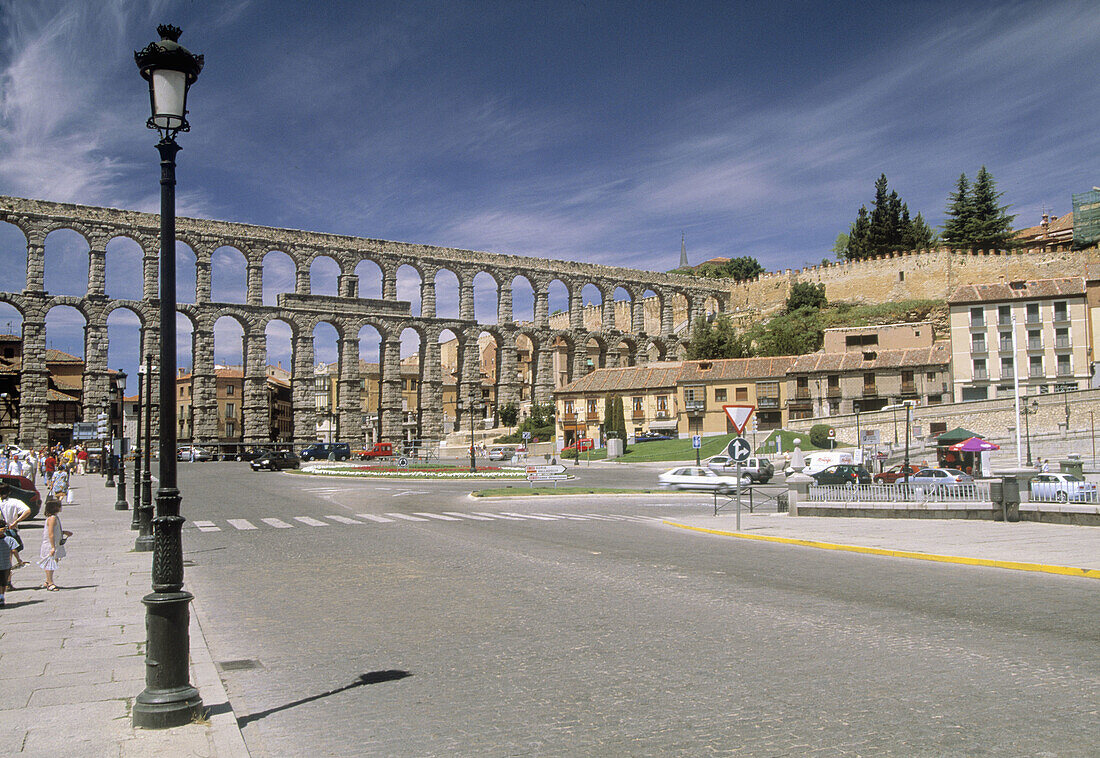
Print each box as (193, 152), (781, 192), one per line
(38, 499), (71, 591)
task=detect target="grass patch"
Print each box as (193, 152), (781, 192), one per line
(473, 486), (661, 497)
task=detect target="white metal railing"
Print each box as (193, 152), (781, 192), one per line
(808, 481), (992, 504)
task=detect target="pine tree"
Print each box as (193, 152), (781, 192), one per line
(846, 206), (872, 260)
(844, 175), (929, 259)
(969, 166), (1015, 249)
(943, 173), (975, 247)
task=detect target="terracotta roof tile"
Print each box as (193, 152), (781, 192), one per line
(788, 342), (951, 373)
(557, 362), (683, 394)
(947, 277), (1084, 304)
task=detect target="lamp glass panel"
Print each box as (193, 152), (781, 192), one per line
(150, 69), (187, 128)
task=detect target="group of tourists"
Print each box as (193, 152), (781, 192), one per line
(0, 442), (87, 606)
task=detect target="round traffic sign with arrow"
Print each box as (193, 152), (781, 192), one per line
(725, 436), (751, 463)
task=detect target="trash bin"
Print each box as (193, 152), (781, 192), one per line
(1059, 459), (1083, 478)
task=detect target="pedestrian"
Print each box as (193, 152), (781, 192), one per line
(7, 452), (21, 476)
(0, 517), (19, 607)
(0, 483), (31, 585)
(76, 445), (88, 476)
(20, 453), (33, 482)
(42, 449), (56, 487)
(1040, 458), (1050, 473)
(49, 467), (70, 503)
(37, 499), (71, 592)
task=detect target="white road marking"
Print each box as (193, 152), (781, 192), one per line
(294, 516), (329, 527)
(261, 518), (293, 529)
(193, 520), (220, 532)
(326, 515), (362, 525)
(474, 512), (521, 520)
(391, 490), (429, 497)
(541, 513), (588, 520)
(413, 512), (462, 521)
(227, 519), (257, 530)
(384, 512), (429, 522)
(501, 512), (556, 520)
(442, 511), (493, 521)
(357, 513), (395, 523)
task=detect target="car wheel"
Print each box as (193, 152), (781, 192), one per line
(1056, 491), (1068, 503)
(717, 485), (731, 495)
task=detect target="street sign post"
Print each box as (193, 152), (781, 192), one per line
(692, 434), (701, 465)
(522, 431), (531, 441)
(526, 464), (568, 487)
(725, 436), (751, 463)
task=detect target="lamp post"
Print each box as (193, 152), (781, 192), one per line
(464, 399), (480, 473)
(883, 401), (914, 483)
(105, 397), (116, 488)
(1021, 398), (1038, 467)
(132, 24), (204, 729)
(854, 408), (861, 464)
(114, 370), (129, 510)
(136, 353), (155, 551)
(131, 363), (145, 529)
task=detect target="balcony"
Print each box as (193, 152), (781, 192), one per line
(1053, 310), (1070, 324)
(900, 382), (917, 395)
(973, 370), (988, 380)
(757, 396), (780, 409)
(1054, 338), (1071, 350)
(585, 412), (600, 422)
(1001, 369), (1014, 380)
(655, 410), (669, 418)
(999, 339), (1013, 352)
(969, 318), (985, 329)
(632, 409), (645, 420)
(1025, 313), (1040, 325)
(970, 341), (987, 355)
(825, 386), (841, 399)
(563, 412), (577, 422)
(1057, 365), (1073, 378)
(862, 385), (878, 397)
(684, 400), (706, 414)
(795, 387), (811, 400)
(1027, 339), (1043, 351)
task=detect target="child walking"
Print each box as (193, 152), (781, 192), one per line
(38, 499), (71, 591)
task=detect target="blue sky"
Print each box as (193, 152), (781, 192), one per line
(1, 0), (1098, 383)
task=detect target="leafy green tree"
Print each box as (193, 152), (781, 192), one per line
(685, 314), (749, 360)
(785, 282), (827, 312)
(749, 306), (823, 356)
(809, 423), (833, 449)
(831, 232), (849, 259)
(968, 166), (1016, 249)
(498, 402), (518, 427)
(684, 256), (766, 281)
(942, 172), (975, 246)
(843, 174), (932, 259)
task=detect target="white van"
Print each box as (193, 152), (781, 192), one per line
(789, 449), (861, 476)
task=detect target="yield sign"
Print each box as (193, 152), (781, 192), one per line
(722, 404), (755, 435)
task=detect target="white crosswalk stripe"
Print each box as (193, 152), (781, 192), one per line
(194, 511), (663, 533)
(326, 515), (363, 525)
(413, 512), (462, 521)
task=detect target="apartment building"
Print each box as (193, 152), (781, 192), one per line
(676, 357), (795, 435)
(554, 362), (683, 448)
(948, 278), (1090, 401)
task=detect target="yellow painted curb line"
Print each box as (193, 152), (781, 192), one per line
(662, 521), (1100, 580)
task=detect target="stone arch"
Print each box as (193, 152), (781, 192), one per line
(44, 228), (90, 297)
(396, 263), (423, 316)
(104, 235), (145, 301)
(210, 245), (248, 303)
(176, 241), (198, 305)
(434, 268), (460, 320)
(355, 258), (383, 299)
(641, 288), (662, 335)
(262, 249), (296, 306)
(610, 335), (637, 369)
(509, 273), (535, 324)
(642, 336), (667, 363)
(548, 330), (575, 388)
(0, 222), (28, 294)
(310, 255), (340, 297)
(612, 286), (633, 332)
(472, 270), (499, 325)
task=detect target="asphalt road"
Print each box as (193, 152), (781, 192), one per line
(178, 462), (1099, 757)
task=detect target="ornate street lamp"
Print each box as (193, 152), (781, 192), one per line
(1021, 399), (1038, 467)
(132, 23), (204, 729)
(131, 361), (146, 530)
(114, 370), (129, 510)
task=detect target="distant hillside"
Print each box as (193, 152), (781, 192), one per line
(819, 299), (948, 336)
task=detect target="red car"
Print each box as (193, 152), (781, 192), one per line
(873, 464), (921, 484)
(0, 473), (43, 519)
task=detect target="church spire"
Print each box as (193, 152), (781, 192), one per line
(679, 232), (688, 268)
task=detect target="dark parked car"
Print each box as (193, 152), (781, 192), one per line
(634, 432), (673, 443)
(236, 447), (271, 462)
(0, 473), (42, 519)
(811, 464), (872, 486)
(300, 442), (351, 461)
(250, 450), (300, 471)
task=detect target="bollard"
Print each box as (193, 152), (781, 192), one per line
(989, 479), (1004, 521)
(1001, 475), (1020, 522)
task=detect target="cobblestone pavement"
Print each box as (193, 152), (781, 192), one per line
(176, 464), (1100, 757)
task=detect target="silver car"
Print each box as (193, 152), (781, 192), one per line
(907, 468), (973, 490)
(658, 466), (745, 492)
(1029, 473), (1097, 503)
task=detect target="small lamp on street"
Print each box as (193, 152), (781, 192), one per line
(114, 369), (129, 510)
(136, 354), (156, 551)
(1021, 398), (1039, 467)
(132, 23), (204, 729)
